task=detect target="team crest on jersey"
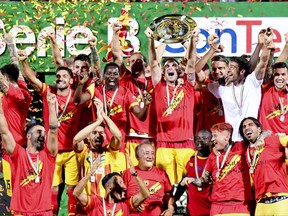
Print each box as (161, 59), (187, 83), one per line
(148, 182), (162, 194)
(20, 161), (43, 186)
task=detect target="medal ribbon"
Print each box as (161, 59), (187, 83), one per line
(26, 149), (39, 177)
(216, 144), (232, 177)
(103, 85), (119, 116)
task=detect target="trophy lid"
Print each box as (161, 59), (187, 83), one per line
(149, 14), (197, 44)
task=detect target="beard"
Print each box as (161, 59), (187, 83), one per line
(33, 136), (45, 151)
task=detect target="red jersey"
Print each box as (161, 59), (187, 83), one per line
(83, 195), (130, 216)
(206, 142), (252, 203)
(122, 166), (172, 216)
(121, 77), (156, 138)
(193, 90), (202, 135)
(2, 81), (31, 146)
(154, 80), (195, 142)
(40, 84), (85, 151)
(197, 91), (225, 133)
(10, 144), (56, 213)
(246, 136), (288, 200)
(259, 84), (288, 134)
(94, 85), (139, 143)
(185, 154), (211, 216)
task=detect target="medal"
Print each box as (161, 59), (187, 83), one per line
(280, 115), (285, 122)
(140, 101), (144, 109)
(216, 171), (220, 178)
(90, 175), (95, 182)
(218, 109), (223, 116)
(58, 121), (61, 127)
(35, 176), (40, 183)
(197, 187), (202, 191)
(167, 108), (172, 115)
(238, 109), (242, 116)
(249, 167), (254, 174)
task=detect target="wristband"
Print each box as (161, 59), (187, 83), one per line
(49, 125), (58, 130)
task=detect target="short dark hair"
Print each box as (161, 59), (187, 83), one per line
(0, 64), (19, 82)
(162, 57), (179, 67)
(239, 117), (262, 142)
(103, 62), (121, 74)
(130, 53), (147, 64)
(25, 122), (44, 135)
(55, 66), (73, 78)
(74, 54), (91, 65)
(230, 56), (250, 77)
(101, 172), (121, 188)
(272, 62), (287, 70)
(211, 55), (229, 65)
(135, 140), (153, 160)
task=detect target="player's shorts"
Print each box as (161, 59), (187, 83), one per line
(52, 151), (79, 186)
(156, 139), (195, 185)
(255, 195), (288, 216)
(210, 201), (250, 215)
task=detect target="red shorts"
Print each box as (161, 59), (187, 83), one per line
(210, 201), (250, 215)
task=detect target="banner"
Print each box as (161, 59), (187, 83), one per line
(0, 2), (287, 72)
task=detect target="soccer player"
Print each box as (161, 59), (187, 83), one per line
(184, 123), (253, 215)
(240, 117), (288, 216)
(122, 141), (174, 216)
(208, 29), (274, 141)
(18, 50), (86, 215)
(145, 27), (206, 184)
(0, 91), (58, 215)
(110, 21), (156, 164)
(73, 156), (150, 216)
(73, 98), (126, 198)
(175, 130), (212, 216)
(74, 62), (152, 151)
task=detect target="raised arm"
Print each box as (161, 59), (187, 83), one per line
(73, 157), (100, 206)
(111, 22), (123, 66)
(248, 29), (265, 74)
(145, 28), (162, 87)
(2, 30), (25, 82)
(88, 36), (102, 77)
(127, 155), (150, 208)
(94, 98), (122, 150)
(195, 33), (224, 74)
(254, 28), (274, 80)
(47, 30), (65, 67)
(72, 73), (90, 105)
(73, 100), (103, 152)
(185, 29), (206, 83)
(47, 91), (58, 156)
(0, 97), (16, 155)
(276, 32), (288, 63)
(17, 50), (43, 92)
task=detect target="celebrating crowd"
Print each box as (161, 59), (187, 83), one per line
(0, 17), (287, 216)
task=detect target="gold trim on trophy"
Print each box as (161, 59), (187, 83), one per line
(149, 14), (197, 44)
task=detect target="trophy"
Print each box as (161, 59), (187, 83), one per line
(149, 14), (197, 44)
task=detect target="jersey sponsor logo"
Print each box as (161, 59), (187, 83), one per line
(148, 182), (162, 195)
(20, 161), (43, 186)
(162, 89), (185, 117)
(109, 105), (123, 116)
(266, 105), (288, 120)
(217, 155), (240, 182)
